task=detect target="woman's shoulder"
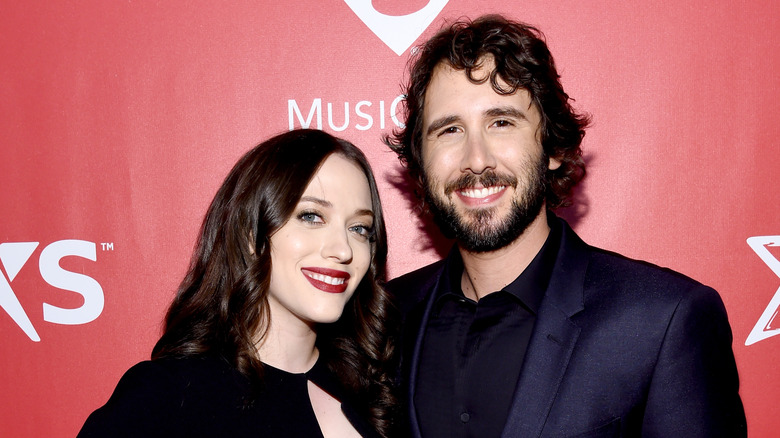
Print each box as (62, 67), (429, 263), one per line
(114, 356), (248, 398)
(77, 356), (251, 437)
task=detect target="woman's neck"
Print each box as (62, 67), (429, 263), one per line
(255, 308), (319, 373)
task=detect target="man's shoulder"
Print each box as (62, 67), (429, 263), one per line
(557, 218), (709, 295)
(387, 259), (446, 314)
(389, 259), (446, 288)
(580, 243), (720, 309)
(588, 245), (704, 286)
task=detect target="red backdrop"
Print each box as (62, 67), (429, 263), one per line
(1, 1), (778, 436)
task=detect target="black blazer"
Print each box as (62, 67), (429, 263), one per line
(389, 217), (747, 437)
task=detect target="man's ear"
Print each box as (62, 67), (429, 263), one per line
(416, 173), (425, 189)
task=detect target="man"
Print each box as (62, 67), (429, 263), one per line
(385, 15), (746, 437)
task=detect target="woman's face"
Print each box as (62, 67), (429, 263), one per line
(267, 153), (374, 328)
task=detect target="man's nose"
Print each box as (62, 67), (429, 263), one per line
(460, 132), (497, 175)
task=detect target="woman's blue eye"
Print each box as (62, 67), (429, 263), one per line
(350, 225), (374, 239)
(299, 212), (322, 223)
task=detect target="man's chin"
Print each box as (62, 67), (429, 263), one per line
(450, 200), (545, 252)
(448, 216), (516, 252)
(458, 217), (506, 235)
(425, 190), (538, 250)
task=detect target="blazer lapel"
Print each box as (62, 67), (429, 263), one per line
(404, 265), (445, 438)
(501, 219), (590, 438)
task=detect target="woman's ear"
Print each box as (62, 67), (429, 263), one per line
(247, 230), (256, 255)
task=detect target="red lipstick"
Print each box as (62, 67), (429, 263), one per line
(301, 267), (350, 294)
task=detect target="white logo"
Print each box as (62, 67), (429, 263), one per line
(745, 236), (780, 346)
(288, 96), (405, 131)
(0, 240), (105, 342)
(344, 0), (449, 56)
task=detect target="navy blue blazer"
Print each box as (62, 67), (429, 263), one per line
(389, 217), (746, 437)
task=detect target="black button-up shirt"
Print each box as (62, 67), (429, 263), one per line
(415, 222), (561, 438)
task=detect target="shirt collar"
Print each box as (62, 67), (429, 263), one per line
(434, 213), (562, 314)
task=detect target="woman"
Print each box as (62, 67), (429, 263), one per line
(78, 129), (396, 437)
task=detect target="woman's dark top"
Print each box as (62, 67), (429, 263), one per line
(77, 355), (379, 438)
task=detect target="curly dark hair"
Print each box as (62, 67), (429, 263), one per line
(152, 129), (396, 437)
(385, 14), (590, 209)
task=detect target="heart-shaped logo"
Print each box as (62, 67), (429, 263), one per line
(344, 0), (449, 56)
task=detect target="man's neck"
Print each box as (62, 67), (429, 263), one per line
(459, 211), (550, 301)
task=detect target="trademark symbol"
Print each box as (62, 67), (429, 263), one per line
(100, 243), (114, 251)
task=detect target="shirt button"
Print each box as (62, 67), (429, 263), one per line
(460, 412), (470, 423)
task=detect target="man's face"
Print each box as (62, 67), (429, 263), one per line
(420, 59), (560, 252)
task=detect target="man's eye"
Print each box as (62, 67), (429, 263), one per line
(494, 119), (512, 127)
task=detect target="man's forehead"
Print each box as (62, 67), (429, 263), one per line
(433, 54), (496, 80)
(424, 60), (535, 113)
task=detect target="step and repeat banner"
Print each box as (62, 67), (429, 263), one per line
(2, 1), (778, 436)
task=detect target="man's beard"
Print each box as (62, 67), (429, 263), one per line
(423, 155), (548, 253)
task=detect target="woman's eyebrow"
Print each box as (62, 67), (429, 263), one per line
(299, 196), (331, 207)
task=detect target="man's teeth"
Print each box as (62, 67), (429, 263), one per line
(307, 273), (345, 285)
(460, 186), (505, 199)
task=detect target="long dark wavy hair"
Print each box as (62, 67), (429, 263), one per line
(385, 14), (591, 209)
(152, 129), (396, 436)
